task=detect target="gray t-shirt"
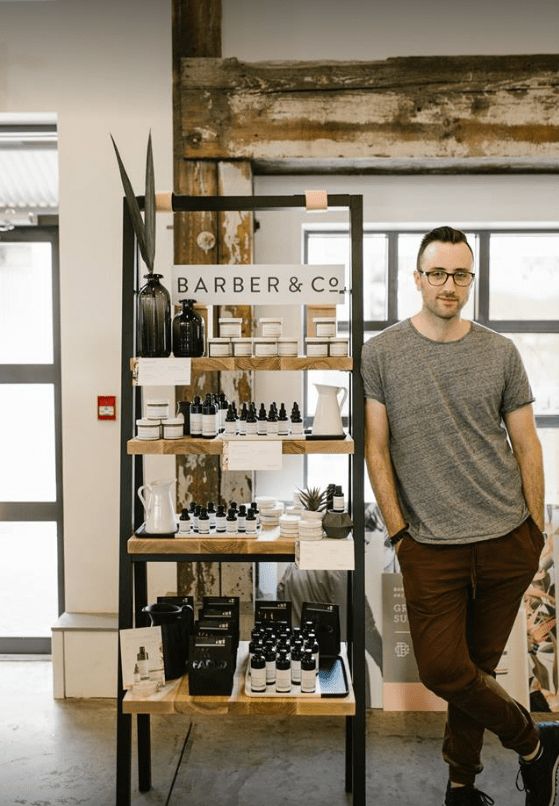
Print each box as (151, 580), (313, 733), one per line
(361, 319), (534, 544)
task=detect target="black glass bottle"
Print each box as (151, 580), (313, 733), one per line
(172, 299), (205, 357)
(137, 273), (171, 357)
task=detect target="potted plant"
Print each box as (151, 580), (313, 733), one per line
(111, 132), (171, 357)
(297, 486), (327, 521)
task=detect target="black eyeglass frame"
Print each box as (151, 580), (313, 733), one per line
(417, 269), (476, 287)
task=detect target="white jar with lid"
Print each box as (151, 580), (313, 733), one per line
(259, 317), (283, 338)
(313, 317), (336, 337)
(231, 337), (253, 356)
(218, 318), (243, 339)
(208, 338), (232, 357)
(329, 337), (349, 357)
(305, 337), (329, 357)
(136, 418), (161, 440)
(277, 337), (298, 357)
(145, 400), (170, 420)
(161, 417), (185, 440)
(253, 337), (277, 357)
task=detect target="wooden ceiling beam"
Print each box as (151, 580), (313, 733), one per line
(178, 54), (559, 168)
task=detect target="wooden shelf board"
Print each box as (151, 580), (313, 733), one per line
(132, 356), (352, 373)
(127, 436), (354, 456)
(128, 526), (297, 556)
(123, 642), (355, 716)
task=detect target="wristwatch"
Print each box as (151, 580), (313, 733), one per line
(389, 525), (409, 547)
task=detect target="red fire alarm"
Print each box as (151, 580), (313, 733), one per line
(97, 395), (117, 420)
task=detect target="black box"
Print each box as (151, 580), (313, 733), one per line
(157, 595), (195, 611)
(197, 615), (238, 651)
(201, 595), (240, 613)
(200, 606), (239, 643)
(255, 600), (292, 628)
(301, 602), (341, 658)
(188, 635), (235, 695)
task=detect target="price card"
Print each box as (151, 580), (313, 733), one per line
(132, 358), (192, 387)
(221, 440), (283, 471)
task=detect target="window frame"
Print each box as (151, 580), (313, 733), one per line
(305, 226), (559, 430)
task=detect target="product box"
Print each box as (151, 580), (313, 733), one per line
(254, 599), (292, 628)
(200, 606), (239, 644)
(188, 635), (235, 695)
(296, 537), (355, 570)
(301, 602), (341, 658)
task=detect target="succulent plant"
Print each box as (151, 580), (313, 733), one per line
(110, 131), (156, 274)
(297, 486), (327, 512)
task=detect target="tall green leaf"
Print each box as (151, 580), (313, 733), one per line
(144, 131), (155, 273)
(110, 134), (151, 272)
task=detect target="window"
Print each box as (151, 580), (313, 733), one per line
(0, 228), (62, 652)
(304, 228), (559, 499)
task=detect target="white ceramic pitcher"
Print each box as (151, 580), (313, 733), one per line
(312, 383), (348, 436)
(137, 479), (177, 534)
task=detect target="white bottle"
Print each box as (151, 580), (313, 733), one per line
(275, 654), (291, 694)
(300, 650), (316, 693)
(202, 404), (218, 439)
(251, 654), (267, 693)
(265, 650), (276, 685)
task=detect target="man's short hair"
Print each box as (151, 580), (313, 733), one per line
(416, 226), (474, 272)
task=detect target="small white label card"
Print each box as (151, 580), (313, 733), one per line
(119, 626), (165, 689)
(221, 439), (283, 471)
(133, 357), (191, 387)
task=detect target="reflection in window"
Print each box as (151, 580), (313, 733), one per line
(490, 235), (559, 320)
(508, 334), (559, 416)
(307, 232), (387, 322)
(0, 242), (53, 364)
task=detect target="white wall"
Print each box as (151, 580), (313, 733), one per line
(223, 0), (559, 59)
(0, 0), (174, 613)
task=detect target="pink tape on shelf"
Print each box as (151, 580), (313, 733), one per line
(305, 190), (328, 211)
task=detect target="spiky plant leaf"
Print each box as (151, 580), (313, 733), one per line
(144, 131), (155, 272)
(297, 486), (327, 512)
(110, 134), (151, 272)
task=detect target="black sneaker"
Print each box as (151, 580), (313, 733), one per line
(445, 782), (495, 805)
(517, 722), (559, 805)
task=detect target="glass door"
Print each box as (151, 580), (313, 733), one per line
(0, 227), (62, 653)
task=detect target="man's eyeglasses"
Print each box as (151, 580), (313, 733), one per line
(418, 269), (475, 287)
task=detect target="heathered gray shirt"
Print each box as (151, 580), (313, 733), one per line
(361, 319), (533, 544)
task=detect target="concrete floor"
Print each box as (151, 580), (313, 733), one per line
(1, 659), (542, 806)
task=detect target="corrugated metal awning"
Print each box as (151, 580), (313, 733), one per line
(0, 148), (58, 211)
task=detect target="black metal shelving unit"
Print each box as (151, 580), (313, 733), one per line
(116, 193), (365, 805)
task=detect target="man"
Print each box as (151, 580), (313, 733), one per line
(362, 226), (557, 806)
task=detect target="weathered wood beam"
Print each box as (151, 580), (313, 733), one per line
(179, 55), (559, 164)
(174, 0), (223, 601)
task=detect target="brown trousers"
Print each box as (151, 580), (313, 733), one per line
(398, 516), (544, 785)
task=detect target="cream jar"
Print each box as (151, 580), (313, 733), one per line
(232, 337), (253, 356)
(136, 418), (161, 440)
(161, 417), (184, 440)
(329, 337), (350, 357)
(305, 337), (329, 357)
(277, 337), (298, 357)
(253, 337), (277, 357)
(313, 317), (336, 337)
(218, 317), (242, 339)
(259, 317), (283, 338)
(208, 338), (232, 357)
(145, 400), (170, 420)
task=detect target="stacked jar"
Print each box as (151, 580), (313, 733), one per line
(208, 317), (244, 357)
(305, 316), (349, 357)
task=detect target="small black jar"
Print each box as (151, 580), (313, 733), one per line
(172, 299), (205, 357)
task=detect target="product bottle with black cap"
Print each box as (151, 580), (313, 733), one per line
(300, 649), (317, 693)
(275, 649), (291, 693)
(190, 395), (202, 436)
(251, 653), (267, 693)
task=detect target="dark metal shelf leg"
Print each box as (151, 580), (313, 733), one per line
(345, 715), (353, 793)
(134, 562), (151, 792)
(116, 707), (132, 805)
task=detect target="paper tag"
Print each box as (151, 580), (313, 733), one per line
(221, 440), (283, 471)
(133, 358), (192, 387)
